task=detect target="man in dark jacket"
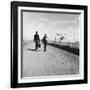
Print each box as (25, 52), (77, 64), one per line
(42, 34), (48, 52)
(34, 31), (40, 50)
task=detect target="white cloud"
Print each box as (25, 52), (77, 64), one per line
(50, 21), (61, 25)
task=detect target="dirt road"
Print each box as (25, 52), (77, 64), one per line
(22, 42), (79, 77)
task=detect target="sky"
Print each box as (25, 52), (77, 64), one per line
(23, 11), (80, 42)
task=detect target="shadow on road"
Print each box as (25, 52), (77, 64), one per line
(27, 48), (41, 52)
(27, 48), (36, 51)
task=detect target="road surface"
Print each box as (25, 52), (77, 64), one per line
(22, 42), (79, 77)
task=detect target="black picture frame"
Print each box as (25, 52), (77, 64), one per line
(11, 1), (88, 88)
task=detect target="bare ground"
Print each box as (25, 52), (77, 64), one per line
(22, 42), (79, 77)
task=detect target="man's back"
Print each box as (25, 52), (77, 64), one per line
(42, 36), (47, 44)
(34, 34), (40, 41)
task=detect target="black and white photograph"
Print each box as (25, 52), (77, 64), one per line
(22, 10), (80, 77)
(11, 1), (87, 88)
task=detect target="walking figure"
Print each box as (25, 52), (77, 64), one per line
(42, 34), (48, 52)
(34, 31), (40, 51)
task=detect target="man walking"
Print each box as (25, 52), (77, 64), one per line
(34, 31), (40, 51)
(42, 34), (48, 52)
